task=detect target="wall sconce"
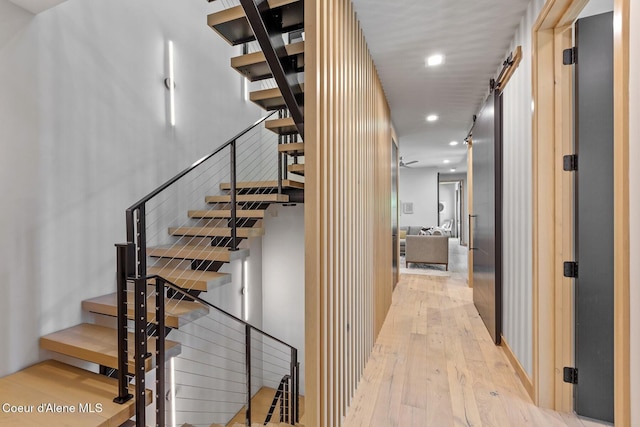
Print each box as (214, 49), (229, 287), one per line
(165, 40), (176, 126)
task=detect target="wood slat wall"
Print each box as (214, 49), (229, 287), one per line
(304, 0), (394, 425)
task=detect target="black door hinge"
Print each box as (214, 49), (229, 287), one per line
(563, 367), (578, 384)
(563, 47), (577, 65)
(563, 154), (578, 171)
(564, 262), (578, 278)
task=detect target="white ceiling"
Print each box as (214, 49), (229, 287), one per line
(351, 0), (531, 171)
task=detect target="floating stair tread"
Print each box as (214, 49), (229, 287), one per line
(40, 323), (181, 374)
(147, 266), (231, 291)
(266, 117), (300, 135)
(0, 360), (151, 427)
(208, 0), (303, 46)
(169, 226), (265, 238)
(82, 293), (209, 329)
(287, 164), (305, 175)
(250, 84), (304, 111)
(148, 245), (249, 262)
(219, 180), (304, 190)
(231, 41), (305, 81)
(206, 193), (289, 203)
(189, 209), (266, 219)
(278, 142), (305, 155)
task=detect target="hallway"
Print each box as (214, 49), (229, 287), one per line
(343, 270), (609, 426)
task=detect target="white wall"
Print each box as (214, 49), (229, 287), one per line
(629, 0), (639, 422)
(500, 0), (544, 378)
(261, 204), (305, 393)
(0, 0), (265, 376)
(399, 167), (438, 227)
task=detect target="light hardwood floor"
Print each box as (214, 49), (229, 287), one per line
(343, 252), (610, 427)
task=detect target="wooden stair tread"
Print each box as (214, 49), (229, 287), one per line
(82, 293), (209, 329)
(0, 360), (151, 427)
(169, 226), (265, 238)
(189, 209), (266, 219)
(40, 323), (181, 374)
(278, 142), (305, 155)
(206, 193), (289, 203)
(266, 117), (300, 136)
(250, 84), (304, 111)
(208, 0), (303, 46)
(231, 41), (305, 81)
(219, 180), (304, 190)
(287, 164), (305, 175)
(147, 266), (231, 291)
(148, 245), (249, 262)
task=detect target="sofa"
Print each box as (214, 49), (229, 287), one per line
(404, 234), (450, 270)
(399, 225), (445, 256)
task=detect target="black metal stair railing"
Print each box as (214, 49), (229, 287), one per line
(113, 254), (300, 426)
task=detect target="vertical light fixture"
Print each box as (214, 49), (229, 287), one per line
(170, 357), (176, 427)
(243, 259), (249, 321)
(168, 40), (176, 126)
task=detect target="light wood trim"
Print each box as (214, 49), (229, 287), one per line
(532, 1), (631, 421)
(613, 0), (631, 424)
(305, 0), (393, 424)
(501, 334), (535, 401)
(497, 46), (523, 91)
(467, 139), (473, 288)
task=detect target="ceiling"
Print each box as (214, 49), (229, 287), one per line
(351, 0), (532, 172)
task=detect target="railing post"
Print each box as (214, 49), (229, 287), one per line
(277, 110), (284, 195)
(155, 277), (166, 427)
(134, 276), (148, 427)
(245, 324), (252, 426)
(230, 140), (238, 251)
(291, 347), (298, 424)
(137, 205), (147, 277)
(113, 243), (133, 405)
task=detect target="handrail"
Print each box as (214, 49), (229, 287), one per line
(150, 274), (296, 350)
(127, 111), (277, 211)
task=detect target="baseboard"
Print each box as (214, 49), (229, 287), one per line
(500, 334), (535, 401)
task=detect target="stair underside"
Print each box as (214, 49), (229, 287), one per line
(147, 266), (231, 291)
(0, 360), (151, 427)
(40, 323), (181, 374)
(148, 245), (249, 262)
(189, 209), (266, 219)
(82, 293), (209, 329)
(219, 180), (304, 190)
(250, 84), (304, 111)
(266, 117), (300, 135)
(278, 142), (305, 155)
(231, 41), (305, 81)
(169, 226), (264, 238)
(208, 0), (304, 46)
(287, 164), (305, 175)
(206, 193), (290, 203)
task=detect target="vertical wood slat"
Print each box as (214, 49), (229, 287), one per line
(304, 0), (394, 425)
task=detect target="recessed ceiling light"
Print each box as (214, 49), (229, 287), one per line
(443, 160), (450, 164)
(449, 141), (458, 146)
(426, 54), (444, 67)
(450, 168), (456, 172)
(426, 114), (438, 122)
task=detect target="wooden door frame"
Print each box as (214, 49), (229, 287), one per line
(531, 0), (630, 424)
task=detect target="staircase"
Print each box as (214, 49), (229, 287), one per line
(0, 1), (306, 426)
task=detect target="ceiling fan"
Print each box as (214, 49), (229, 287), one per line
(399, 157), (418, 168)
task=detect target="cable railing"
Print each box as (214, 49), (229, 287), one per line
(115, 112), (302, 426)
(112, 268), (299, 427)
